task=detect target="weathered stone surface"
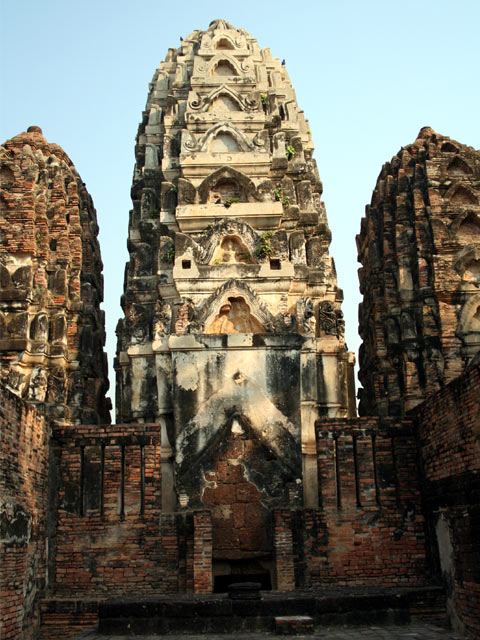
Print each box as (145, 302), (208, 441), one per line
(357, 127), (480, 416)
(0, 127), (110, 424)
(0, 386), (50, 640)
(115, 20), (356, 521)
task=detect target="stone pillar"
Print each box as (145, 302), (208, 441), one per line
(301, 339), (319, 507)
(193, 510), (212, 594)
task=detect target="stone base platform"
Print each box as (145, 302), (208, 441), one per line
(274, 615), (314, 635)
(93, 586), (446, 636)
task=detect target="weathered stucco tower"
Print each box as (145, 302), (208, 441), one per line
(2, 24), (480, 639)
(357, 127), (480, 416)
(0, 127), (110, 424)
(115, 18), (355, 563)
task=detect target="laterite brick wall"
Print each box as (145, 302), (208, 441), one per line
(416, 360), (480, 638)
(51, 423), (179, 598)
(0, 385), (50, 640)
(301, 418), (429, 587)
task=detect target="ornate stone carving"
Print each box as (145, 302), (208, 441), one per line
(153, 299), (172, 339)
(116, 19), (355, 435)
(296, 297), (316, 335)
(318, 301), (337, 335)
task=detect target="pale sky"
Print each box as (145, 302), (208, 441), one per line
(1, 0), (479, 408)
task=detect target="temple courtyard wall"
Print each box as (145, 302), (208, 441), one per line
(0, 387), (50, 640)
(1, 357), (478, 638)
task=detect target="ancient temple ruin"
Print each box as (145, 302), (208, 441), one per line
(1, 19), (479, 640)
(114, 18), (356, 518)
(0, 127), (110, 424)
(357, 127), (480, 416)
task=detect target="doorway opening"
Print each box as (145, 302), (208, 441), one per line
(212, 558), (273, 593)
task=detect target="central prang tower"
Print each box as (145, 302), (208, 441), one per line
(115, 19), (355, 517)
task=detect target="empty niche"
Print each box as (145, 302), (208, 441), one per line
(447, 156), (473, 176)
(0, 165), (14, 187)
(215, 37), (234, 50)
(209, 133), (240, 153)
(208, 178), (243, 204)
(211, 236), (252, 264)
(450, 186), (478, 205)
(458, 213), (480, 241)
(212, 60), (238, 76)
(205, 297), (264, 334)
(210, 94), (241, 113)
(441, 142), (458, 153)
(463, 259), (480, 283)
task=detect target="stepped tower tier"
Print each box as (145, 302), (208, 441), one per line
(357, 127), (480, 417)
(115, 20), (355, 515)
(0, 127), (110, 424)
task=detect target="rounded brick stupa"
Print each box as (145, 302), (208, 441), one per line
(0, 127), (110, 424)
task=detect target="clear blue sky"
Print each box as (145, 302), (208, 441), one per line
(1, 0), (479, 407)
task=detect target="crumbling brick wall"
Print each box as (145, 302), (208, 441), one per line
(0, 384), (50, 640)
(51, 423), (180, 597)
(416, 359), (480, 638)
(293, 418), (430, 588)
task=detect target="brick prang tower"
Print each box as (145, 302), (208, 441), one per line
(357, 126), (480, 417)
(0, 126), (110, 424)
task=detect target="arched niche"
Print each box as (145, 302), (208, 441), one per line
(447, 156), (473, 176)
(211, 235), (253, 264)
(457, 213), (480, 241)
(210, 94), (241, 113)
(200, 220), (258, 264)
(198, 122), (252, 153)
(209, 133), (240, 153)
(441, 142), (458, 153)
(198, 166), (258, 204)
(457, 296), (480, 360)
(454, 245), (480, 283)
(215, 37), (235, 50)
(458, 295), (480, 335)
(449, 185), (478, 205)
(464, 259), (480, 283)
(29, 313), (48, 341)
(208, 178), (244, 204)
(211, 59), (238, 76)
(205, 296), (265, 334)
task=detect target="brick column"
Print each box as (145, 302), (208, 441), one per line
(274, 509), (295, 591)
(193, 510), (212, 594)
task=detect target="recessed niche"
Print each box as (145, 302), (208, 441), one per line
(182, 260), (191, 269)
(205, 297), (264, 334)
(441, 142), (458, 153)
(270, 259), (281, 270)
(210, 95), (240, 113)
(215, 37), (234, 50)
(451, 186), (478, 205)
(447, 156), (472, 176)
(458, 214), (480, 240)
(0, 165), (14, 187)
(212, 60), (237, 76)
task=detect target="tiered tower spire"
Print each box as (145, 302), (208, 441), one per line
(115, 20), (355, 515)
